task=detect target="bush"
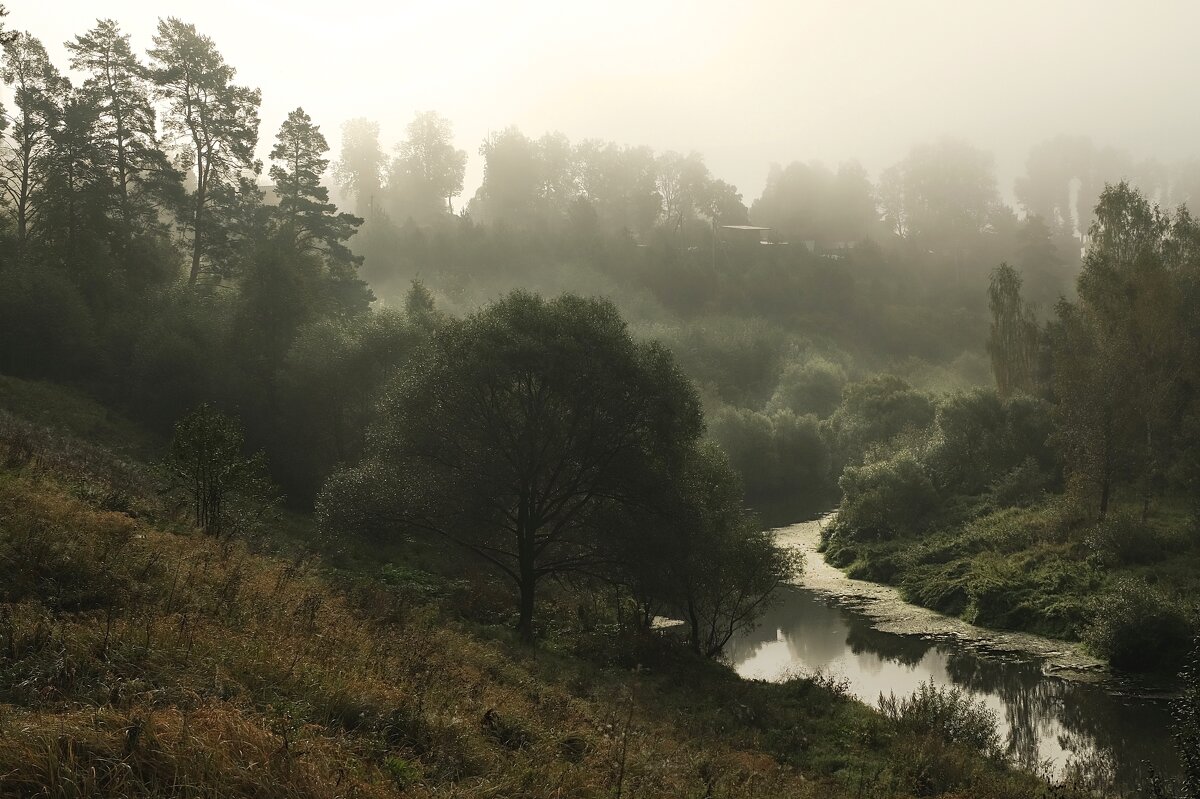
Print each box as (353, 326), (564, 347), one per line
(835, 450), (939, 541)
(927, 390), (1055, 495)
(1084, 511), (1169, 567)
(877, 680), (1001, 759)
(1083, 578), (1194, 673)
(822, 375), (936, 474)
(0, 264), (95, 380)
(708, 406), (834, 521)
(767, 356), (847, 418)
(988, 457), (1051, 508)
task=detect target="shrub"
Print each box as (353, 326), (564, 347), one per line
(767, 356), (847, 418)
(927, 390), (1055, 496)
(877, 680), (1001, 760)
(1083, 578), (1194, 673)
(1084, 511), (1169, 567)
(0, 264), (95, 380)
(835, 451), (939, 541)
(989, 457), (1051, 508)
(823, 375), (936, 474)
(709, 406), (835, 520)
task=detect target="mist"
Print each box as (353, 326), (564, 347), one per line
(16, 0), (1200, 202)
(2, 3), (1199, 797)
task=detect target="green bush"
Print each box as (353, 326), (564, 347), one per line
(1084, 511), (1169, 567)
(0, 265), (95, 380)
(877, 680), (1001, 759)
(767, 356), (847, 418)
(927, 390), (1055, 496)
(709, 406), (834, 521)
(988, 457), (1051, 508)
(835, 451), (939, 541)
(1083, 578), (1194, 673)
(823, 375), (936, 474)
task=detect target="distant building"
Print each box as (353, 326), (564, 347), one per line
(720, 224), (776, 245)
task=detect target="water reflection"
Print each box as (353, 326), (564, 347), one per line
(728, 586), (1177, 793)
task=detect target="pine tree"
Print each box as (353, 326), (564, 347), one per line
(270, 107), (362, 268)
(0, 32), (67, 263)
(148, 18), (261, 284)
(67, 19), (178, 245)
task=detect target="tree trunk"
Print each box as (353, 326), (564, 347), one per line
(189, 184), (205, 285)
(516, 572), (536, 643)
(1098, 474), (1111, 522)
(516, 499), (536, 643)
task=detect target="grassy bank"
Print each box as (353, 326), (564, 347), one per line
(0, 382), (1076, 798)
(823, 494), (1200, 675)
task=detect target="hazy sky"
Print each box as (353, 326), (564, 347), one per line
(13, 0), (1200, 204)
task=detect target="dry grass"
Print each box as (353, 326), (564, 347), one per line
(0, 410), (1070, 798)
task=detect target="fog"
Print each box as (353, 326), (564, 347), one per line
(17, 0), (1200, 201)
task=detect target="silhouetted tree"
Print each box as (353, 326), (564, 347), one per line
(270, 107), (363, 272)
(987, 264), (1039, 397)
(67, 20), (177, 247)
(387, 111), (467, 221)
(318, 292), (704, 641)
(148, 18), (261, 284)
(0, 32), (66, 262)
(333, 117), (385, 217)
(167, 403), (276, 537)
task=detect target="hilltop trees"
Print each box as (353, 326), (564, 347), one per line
(386, 111), (466, 222)
(148, 18), (261, 284)
(0, 32), (66, 262)
(67, 20), (177, 248)
(333, 117), (385, 218)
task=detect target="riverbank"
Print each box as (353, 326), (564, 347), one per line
(785, 516), (1107, 680)
(0, 379), (1071, 799)
(817, 495), (1199, 679)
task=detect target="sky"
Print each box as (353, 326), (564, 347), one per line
(11, 0), (1200, 205)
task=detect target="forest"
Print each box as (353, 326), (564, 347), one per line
(1, 5), (1200, 798)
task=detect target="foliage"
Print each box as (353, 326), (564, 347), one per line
(987, 263), (1039, 397)
(823, 375), (936, 474)
(834, 449), (939, 542)
(319, 292), (705, 640)
(1082, 578), (1194, 673)
(165, 403), (276, 537)
(708, 406), (834, 522)
(618, 443), (800, 656)
(148, 17), (262, 283)
(878, 681), (1002, 760)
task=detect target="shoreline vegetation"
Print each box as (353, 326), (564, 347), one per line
(0, 378), (1087, 799)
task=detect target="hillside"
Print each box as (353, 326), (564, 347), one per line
(0, 382), (1068, 798)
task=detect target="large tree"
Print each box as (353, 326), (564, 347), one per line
(0, 32), (66, 262)
(148, 18), (261, 284)
(987, 263), (1039, 397)
(332, 117), (385, 218)
(1052, 183), (1191, 519)
(879, 139), (999, 270)
(620, 442), (797, 656)
(318, 292), (705, 640)
(387, 110), (466, 222)
(269, 107), (362, 269)
(67, 19), (176, 245)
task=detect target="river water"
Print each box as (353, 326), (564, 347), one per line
(726, 518), (1180, 794)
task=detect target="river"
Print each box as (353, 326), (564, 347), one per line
(726, 517), (1180, 795)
